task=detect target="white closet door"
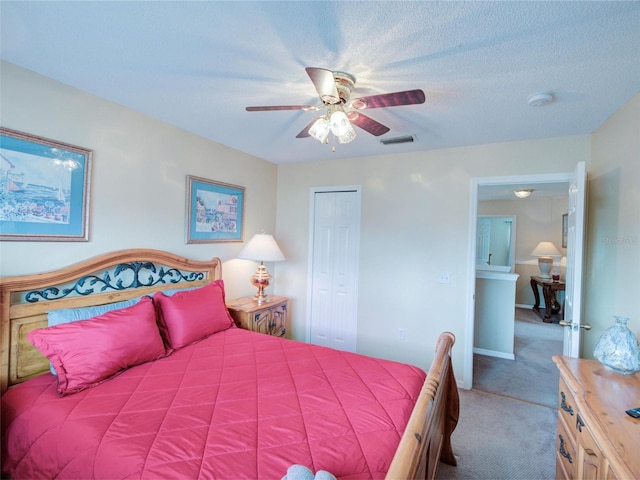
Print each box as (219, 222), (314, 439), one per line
(308, 190), (360, 352)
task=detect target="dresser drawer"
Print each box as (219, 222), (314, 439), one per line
(556, 412), (577, 480)
(553, 356), (640, 480)
(557, 377), (577, 434)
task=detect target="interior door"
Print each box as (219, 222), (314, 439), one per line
(476, 218), (491, 265)
(308, 190), (360, 352)
(562, 161), (589, 357)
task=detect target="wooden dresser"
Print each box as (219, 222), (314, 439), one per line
(226, 296), (288, 338)
(553, 355), (640, 480)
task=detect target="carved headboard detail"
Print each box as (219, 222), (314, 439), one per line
(0, 249), (222, 393)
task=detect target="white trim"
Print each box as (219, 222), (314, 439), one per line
(306, 186), (362, 346)
(473, 347), (515, 360)
(475, 271), (519, 281)
(466, 171), (572, 390)
(516, 303), (534, 309)
(473, 172), (573, 186)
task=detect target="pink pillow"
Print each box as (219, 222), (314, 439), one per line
(153, 280), (234, 349)
(28, 296), (166, 395)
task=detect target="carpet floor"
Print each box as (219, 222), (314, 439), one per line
(473, 308), (563, 408)
(436, 389), (557, 480)
(436, 308), (562, 480)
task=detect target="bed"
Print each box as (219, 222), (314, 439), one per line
(1, 249), (459, 479)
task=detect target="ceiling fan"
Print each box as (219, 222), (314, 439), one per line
(246, 67), (425, 146)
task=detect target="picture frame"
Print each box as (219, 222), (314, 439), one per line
(185, 175), (244, 243)
(562, 213), (568, 248)
(0, 127), (92, 242)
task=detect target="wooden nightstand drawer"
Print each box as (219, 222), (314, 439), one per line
(227, 296), (288, 338)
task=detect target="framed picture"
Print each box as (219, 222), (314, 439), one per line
(562, 213), (568, 248)
(0, 127), (92, 241)
(185, 175), (244, 243)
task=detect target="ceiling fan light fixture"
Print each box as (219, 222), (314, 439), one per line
(246, 67), (423, 146)
(336, 125), (356, 144)
(309, 117), (330, 143)
(329, 110), (351, 136)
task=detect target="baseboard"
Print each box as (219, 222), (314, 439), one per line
(473, 347), (515, 360)
(516, 303), (534, 309)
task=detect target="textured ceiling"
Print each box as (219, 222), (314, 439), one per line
(1, 1), (639, 165)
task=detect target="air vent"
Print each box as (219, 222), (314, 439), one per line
(380, 135), (415, 145)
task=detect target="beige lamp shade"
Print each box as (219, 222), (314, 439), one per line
(531, 241), (562, 278)
(237, 234), (285, 305)
(238, 234), (285, 262)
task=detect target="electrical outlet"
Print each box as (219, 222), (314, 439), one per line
(397, 328), (405, 340)
(438, 272), (451, 284)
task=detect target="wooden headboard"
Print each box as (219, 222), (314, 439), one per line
(0, 249), (222, 393)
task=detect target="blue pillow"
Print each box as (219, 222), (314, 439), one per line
(48, 298), (141, 327)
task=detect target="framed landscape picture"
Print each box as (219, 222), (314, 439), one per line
(185, 175), (244, 243)
(0, 128), (92, 241)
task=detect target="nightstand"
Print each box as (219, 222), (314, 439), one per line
(226, 296), (288, 337)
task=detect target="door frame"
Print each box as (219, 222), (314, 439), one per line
(464, 172), (573, 389)
(305, 185), (362, 345)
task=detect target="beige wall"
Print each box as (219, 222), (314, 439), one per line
(474, 273), (518, 357)
(479, 197), (568, 305)
(0, 62), (277, 301)
(276, 137), (589, 384)
(585, 92), (640, 358)
(4, 61), (636, 386)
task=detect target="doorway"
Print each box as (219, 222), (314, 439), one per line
(464, 172), (574, 390)
(306, 186), (361, 352)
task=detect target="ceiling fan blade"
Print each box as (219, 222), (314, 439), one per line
(348, 112), (390, 136)
(296, 118), (320, 138)
(350, 89), (425, 110)
(306, 67), (340, 105)
(246, 105), (316, 112)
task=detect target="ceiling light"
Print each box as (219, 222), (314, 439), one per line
(528, 92), (554, 107)
(514, 189), (534, 198)
(309, 117), (330, 143)
(329, 110), (351, 136)
(336, 125), (356, 144)
(310, 107), (357, 146)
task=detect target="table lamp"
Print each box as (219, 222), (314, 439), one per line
(237, 233), (285, 305)
(531, 241), (562, 279)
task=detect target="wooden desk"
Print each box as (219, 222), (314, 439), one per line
(530, 276), (565, 322)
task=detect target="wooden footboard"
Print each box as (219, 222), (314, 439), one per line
(386, 332), (459, 480)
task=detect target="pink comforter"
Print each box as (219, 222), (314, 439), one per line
(2, 328), (425, 479)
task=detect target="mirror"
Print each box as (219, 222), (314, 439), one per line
(476, 215), (516, 272)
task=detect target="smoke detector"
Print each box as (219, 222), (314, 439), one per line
(528, 92), (554, 107)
